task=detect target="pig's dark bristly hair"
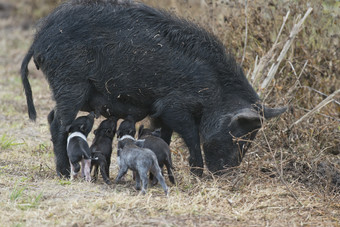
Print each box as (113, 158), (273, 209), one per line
(21, 0), (285, 176)
(31, 0), (258, 103)
(21, 0), (259, 123)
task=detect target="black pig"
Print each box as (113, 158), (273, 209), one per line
(81, 86), (149, 120)
(21, 0), (286, 177)
(138, 125), (175, 185)
(117, 115), (136, 138)
(90, 117), (117, 185)
(66, 112), (95, 181)
(115, 135), (169, 195)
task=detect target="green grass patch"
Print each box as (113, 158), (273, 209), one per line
(0, 134), (23, 150)
(10, 179), (44, 210)
(17, 192), (43, 210)
(58, 179), (71, 186)
(10, 183), (27, 202)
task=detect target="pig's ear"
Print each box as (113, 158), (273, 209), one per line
(65, 125), (72, 133)
(117, 141), (122, 150)
(105, 129), (114, 138)
(117, 139), (126, 149)
(135, 139), (145, 148)
(152, 128), (161, 137)
(88, 111), (95, 119)
(80, 124), (86, 133)
(94, 110), (100, 119)
(116, 129), (121, 138)
(138, 125), (145, 138)
(228, 108), (263, 129)
(263, 106), (287, 119)
(128, 129), (135, 136)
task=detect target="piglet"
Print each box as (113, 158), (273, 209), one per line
(115, 135), (169, 196)
(66, 112), (95, 182)
(90, 117), (117, 185)
(116, 115), (136, 138)
(138, 125), (175, 185)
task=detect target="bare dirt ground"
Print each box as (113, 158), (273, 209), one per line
(0, 0), (339, 226)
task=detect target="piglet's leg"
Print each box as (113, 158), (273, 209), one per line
(151, 165), (169, 196)
(99, 159), (111, 185)
(83, 159), (92, 182)
(81, 159), (85, 178)
(69, 160), (77, 181)
(92, 164), (99, 182)
(115, 165), (128, 183)
(138, 169), (149, 195)
(165, 162), (175, 184)
(135, 171), (141, 190)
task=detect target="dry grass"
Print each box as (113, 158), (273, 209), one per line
(0, 0), (339, 226)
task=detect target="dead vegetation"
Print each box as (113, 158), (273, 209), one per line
(0, 0), (339, 226)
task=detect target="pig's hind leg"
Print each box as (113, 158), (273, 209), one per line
(115, 165), (128, 183)
(99, 158), (111, 185)
(69, 160), (78, 181)
(165, 159), (175, 184)
(138, 169), (149, 195)
(151, 164), (169, 196)
(135, 171), (141, 190)
(82, 159), (92, 182)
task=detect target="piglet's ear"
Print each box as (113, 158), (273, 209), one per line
(118, 138), (130, 149)
(105, 129), (113, 138)
(117, 141), (123, 149)
(135, 139), (145, 148)
(128, 129), (135, 136)
(80, 124), (85, 133)
(116, 129), (121, 138)
(88, 111), (95, 119)
(152, 128), (162, 137)
(138, 125), (145, 138)
(65, 125), (71, 133)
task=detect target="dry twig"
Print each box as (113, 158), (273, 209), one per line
(261, 8), (313, 90)
(251, 10), (290, 86)
(286, 60), (308, 96)
(291, 89), (340, 127)
(299, 86), (340, 106)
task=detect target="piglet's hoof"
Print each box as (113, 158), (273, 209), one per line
(92, 177), (97, 183)
(105, 180), (112, 185)
(151, 179), (158, 186)
(85, 177), (91, 182)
